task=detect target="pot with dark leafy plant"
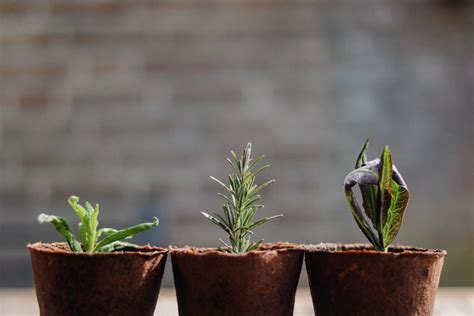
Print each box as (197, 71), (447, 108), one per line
(170, 143), (304, 316)
(305, 140), (447, 316)
(28, 196), (167, 316)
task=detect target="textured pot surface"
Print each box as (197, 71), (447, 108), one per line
(28, 242), (167, 316)
(305, 243), (447, 316)
(171, 242), (304, 316)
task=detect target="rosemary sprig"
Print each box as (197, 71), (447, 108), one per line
(201, 143), (283, 253)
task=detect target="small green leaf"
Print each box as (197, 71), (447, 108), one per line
(201, 211), (233, 235)
(356, 139), (370, 168)
(85, 202), (95, 216)
(383, 180), (409, 245)
(210, 176), (231, 192)
(246, 239), (263, 252)
(97, 228), (118, 238)
(38, 214), (82, 252)
(78, 222), (88, 246)
(245, 214), (283, 231)
(379, 146), (393, 247)
(86, 203), (100, 253)
(68, 196), (87, 221)
(68, 195), (92, 250)
(93, 217), (159, 251)
(97, 241), (138, 252)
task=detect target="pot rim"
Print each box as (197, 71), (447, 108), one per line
(170, 241), (304, 257)
(305, 243), (447, 257)
(28, 242), (167, 257)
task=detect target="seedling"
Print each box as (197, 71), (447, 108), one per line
(344, 139), (409, 251)
(201, 143), (282, 253)
(38, 196), (159, 253)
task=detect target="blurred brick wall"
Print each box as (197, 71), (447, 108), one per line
(0, 0), (472, 287)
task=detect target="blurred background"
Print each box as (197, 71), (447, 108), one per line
(0, 0), (472, 288)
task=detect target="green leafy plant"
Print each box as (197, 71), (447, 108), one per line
(344, 139), (409, 251)
(201, 143), (283, 253)
(38, 196), (159, 253)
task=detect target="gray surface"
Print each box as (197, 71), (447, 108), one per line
(0, 288), (473, 316)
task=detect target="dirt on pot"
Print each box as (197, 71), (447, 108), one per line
(171, 242), (304, 316)
(305, 243), (447, 316)
(28, 242), (167, 316)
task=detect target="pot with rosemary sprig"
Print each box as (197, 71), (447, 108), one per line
(305, 140), (447, 316)
(170, 143), (304, 316)
(28, 196), (167, 316)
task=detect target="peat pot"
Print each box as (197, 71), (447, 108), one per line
(28, 242), (167, 316)
(171, 242), (304, 316)
(305, 243), (447, 316)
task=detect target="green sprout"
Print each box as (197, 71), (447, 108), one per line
(201, 143), (283, 253)
(38, 196), (159, 253)
(344, 139), (409, 251)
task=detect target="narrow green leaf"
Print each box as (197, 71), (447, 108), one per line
(351, 214), (383, 250)
(240, 208), (257, 226)
(94, 217), (159, 251)
(248, 155), (265, 170)
(379, 146), (393, 235)
(218, 238), (231, 249)
(383, 180), (409, 245)
(252, 164), (270, 177)
(97, 228), (118, 238)
(97, 241), (138, 252)
(211, 211), (233, 231)
(38, 214), (82, 252)
(68, 196), (92, 249)
(352, 140), (380, 226)
(78, 222), (88, 246)
(210, 176), (230, 192)
(245, 214), (283, 231)
(201, 212), (233, 235)
(223, 204), (235, 226)
(85, 203), (99, 253)
(217, 193), (235, 209)
(250, 179), (275, 197)
(85, 202), (95, 216)
(68, 196), (87, 221)
(247, 239), (263, 252)
(356, 138), (370, 168)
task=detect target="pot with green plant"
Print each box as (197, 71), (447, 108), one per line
(305, 140), (447, 316)
(28, 196), (167, 316)
(170, 143), (304, 316)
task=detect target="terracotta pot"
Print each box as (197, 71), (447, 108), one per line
(305, 243), (447, 316)
(171, 242), (304, 316)
(28, 242), (167, 316)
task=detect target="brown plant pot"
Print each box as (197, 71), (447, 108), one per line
(305, 243), (447, 316)
(28, 242), (167, 316)
(171, 242), (304, 316)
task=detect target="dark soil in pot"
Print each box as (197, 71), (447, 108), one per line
(28, 242), (167, 316)
(171, 242), (304, 316)
(305, 243), (447, 316)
